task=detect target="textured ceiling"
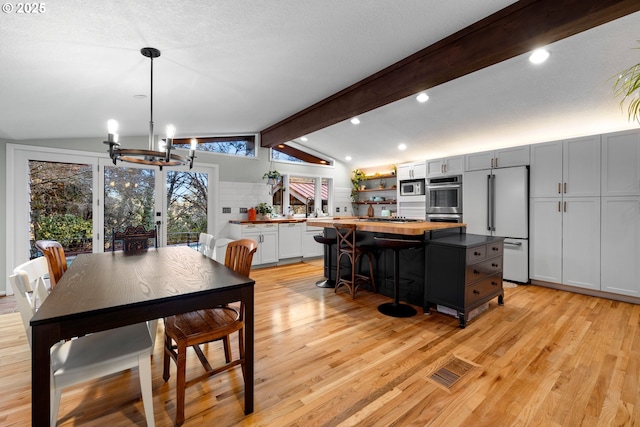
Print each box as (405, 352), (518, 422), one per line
(1, 1), (638, 168)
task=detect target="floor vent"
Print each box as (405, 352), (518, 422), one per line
(427, 355), (480, 391)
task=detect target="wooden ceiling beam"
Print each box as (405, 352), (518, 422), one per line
(260, 0), (640, 148)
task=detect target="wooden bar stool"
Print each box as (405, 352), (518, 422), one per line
(334, 223), (376, 298)
(313, 234), (336, 288)
(374, 237), (423, 317)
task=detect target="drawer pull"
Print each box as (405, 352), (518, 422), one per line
(491, 281), (498, 286)
(492, 247), (499, 251)
(473, 290), (480, 295)
(473, 269), (480, 275)
(491, 263), (499, 268)
(474, 251), (481, 256)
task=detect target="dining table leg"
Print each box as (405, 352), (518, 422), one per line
(242, 286), (254, 414)
(31, 323), (59, 426)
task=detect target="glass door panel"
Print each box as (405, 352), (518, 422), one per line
(103, 166), (156, 251)
(166, 170), (208, 247)
(29, 160), (93, 259)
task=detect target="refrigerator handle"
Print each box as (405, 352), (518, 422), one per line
(486, 174), (492, 231)
(490, 174), (496, 232)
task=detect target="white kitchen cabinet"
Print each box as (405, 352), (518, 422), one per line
(230, 223), (279, 265)
(530, 136), (600, 198)
(303, 224), (325, 258)
(425, 156), (464, 177)
(601, 197), (640, 297)
(278, 222), (303, 259)
(529, 197), (600, 290)
(530, 198), (562, 283)
(601, 129), (640, 197)
(465, 145), (530, 171)
(397, 161), (426, 180)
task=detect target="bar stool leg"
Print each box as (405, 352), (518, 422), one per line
(377, 248), (417, 318)
(316, 243), (335, 288)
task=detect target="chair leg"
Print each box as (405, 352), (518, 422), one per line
(162, 334), (171, 381)
(138, 354), (156, 427)
(367, 252), (376, 293)
(223, 336), (232, 363)
(176, 342), (187, 426)
(334, 253), (343, 294)
(350, 253), (356, 299)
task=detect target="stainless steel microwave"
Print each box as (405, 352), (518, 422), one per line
(399, 179), (425, 196)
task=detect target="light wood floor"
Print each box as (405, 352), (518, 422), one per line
(1, 260), (639, 426)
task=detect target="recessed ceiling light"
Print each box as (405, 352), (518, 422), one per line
(350, 117), (360, 125)
(300, 136), (308, 142)
(416, 92), (429, 103)
(277, 144), (285, 148)
(345, 155), (352, 161)
(529, 48), (550, 64)
(398, 143), (407, 151)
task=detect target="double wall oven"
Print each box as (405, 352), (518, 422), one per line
(426, 175), (463, 222)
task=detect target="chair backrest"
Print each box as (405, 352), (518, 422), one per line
(334, 223), (357, 253)
(35, 240), (67, 288)
(113, 225), (157, 254)
(198, 233), (215, 258)
(224, 239), (258, 277)
(9, 257), (51, 344)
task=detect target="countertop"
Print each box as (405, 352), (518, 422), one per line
(229, 216), (350, 225)
(305, 218), (465, 236)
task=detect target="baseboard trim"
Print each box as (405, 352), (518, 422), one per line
(531, 280), (640, 305)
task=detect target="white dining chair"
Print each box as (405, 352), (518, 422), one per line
(10, 258), (157, 427)
(198, 232), (215, 258)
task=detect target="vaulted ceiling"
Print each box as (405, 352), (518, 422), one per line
(1, 1), (639, 168)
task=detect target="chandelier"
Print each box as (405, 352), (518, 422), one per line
(104, 47), (196, 170)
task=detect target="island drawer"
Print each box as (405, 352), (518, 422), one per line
(466, 245), (487, 264)
(465, 274), (503, 306)
(465, 257), (503, 285)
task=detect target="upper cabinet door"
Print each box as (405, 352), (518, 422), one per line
(426, 158), (444, 177)
(530, 141), (563, 198)
(602, 129), (640, 197)
(563, 135), (600, 197)
(443, 155), (464, 175)
(465, 151), (494, 171)
(495, 145), (530, 169)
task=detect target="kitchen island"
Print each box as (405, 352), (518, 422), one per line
(306, 218), (467, 310)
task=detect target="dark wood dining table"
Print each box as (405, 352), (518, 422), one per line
(29, 245), (255, 426)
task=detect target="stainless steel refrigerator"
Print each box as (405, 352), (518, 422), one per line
(463, 166), (529, 283)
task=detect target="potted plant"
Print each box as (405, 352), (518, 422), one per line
(262, 170), (282, 185)
(255, 202), (274, 220)
(351, 169), (367, 201)
(613, 44), (640, 124)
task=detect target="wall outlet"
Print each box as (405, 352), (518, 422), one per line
(239, 207), (248, 213)
(222, 207), (231, 214)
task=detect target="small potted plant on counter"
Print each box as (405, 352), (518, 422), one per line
(255, 202), (274, 220)
(262, 170), (282, 185)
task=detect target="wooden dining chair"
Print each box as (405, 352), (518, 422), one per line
(162, 238), (257, 426)
(334, 223), (376, 299)
(10, 258), (158, 427)
(35, 240), (67, 289)
(112, 225), (157, 254)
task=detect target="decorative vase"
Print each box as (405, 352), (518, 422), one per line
(256, 213), (271, 220)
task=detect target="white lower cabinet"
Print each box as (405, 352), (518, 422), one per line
(278, 223), (303, 259)
(601, 197), (640, 297)
(230, 223), (279, 265)
(530, 197), (600, 290)
(303, 225), (324, 258)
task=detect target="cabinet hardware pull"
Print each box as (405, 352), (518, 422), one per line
(492, 263), (499, 268)
(491, 158), (494, 168)
(564, 182), (567, 193)
(491, 281), (498, 286)
(473, 269), (480, 275)
(492, 247), (499, 251)
(473, 290), (480, 295)
(474, 251), (481, 256)
(558, 183), (561, 194)
(495, 157), (498, 168)
(564, 201), (567, 212)
(558, 201), (561, 212)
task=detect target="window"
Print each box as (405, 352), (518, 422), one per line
(272, 175), (331, 217)
(270, 143), (333, 166)
(173, 135), (256, 157)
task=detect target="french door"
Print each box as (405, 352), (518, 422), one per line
(8, 145), (218, 293)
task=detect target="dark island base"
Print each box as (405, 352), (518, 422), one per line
(378, 302), (417, 318)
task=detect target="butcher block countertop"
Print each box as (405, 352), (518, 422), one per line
(305, 218), (466, 236)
